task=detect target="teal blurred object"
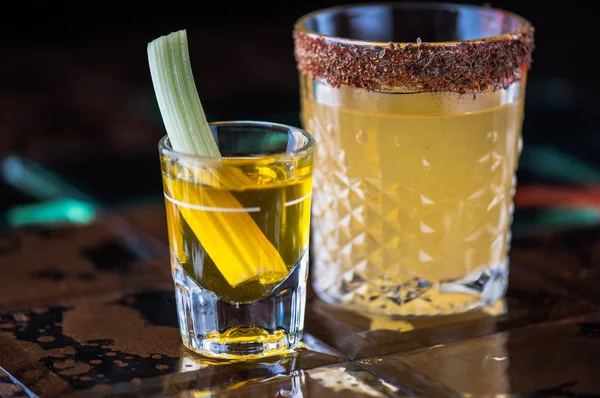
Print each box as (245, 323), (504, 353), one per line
(6, 199), (96, 227)
(1, 154), (100, 228)
(540, 207), (600, 224)
(520, 145), (600, 185)
(513, 207), (600, 235)
(0, 154), (100, 228)
(513, 144), (600, 233)
(0, 154), (162, 260)
(1, 154), (96, 204)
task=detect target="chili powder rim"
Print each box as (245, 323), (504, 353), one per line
(293, 2), (535, 94)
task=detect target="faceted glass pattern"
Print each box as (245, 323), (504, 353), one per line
(302, 81), (524, 316)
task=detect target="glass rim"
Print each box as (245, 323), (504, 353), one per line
(292, 1), (534, 93)
(293, 1), (533, 46)
(158, 120), (316, 164)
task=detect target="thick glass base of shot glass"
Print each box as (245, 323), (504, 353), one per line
(172, 252), (308, 359)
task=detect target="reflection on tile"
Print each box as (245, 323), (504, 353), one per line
(361, 313), (600, 396)
(0, 367), (34, 397)
(511, 224), (600, 304)
(301, 333), (345, 359)
(85, 354), (349, 398)
(0, 224), (172, 310)
(101, 363), (404, 398)
(357, 359), (462, 398)
(305, 266), (598, 359)
(0, 290), (344, 398)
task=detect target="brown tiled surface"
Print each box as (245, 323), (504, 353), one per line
(0, 289), (345, 398)
(1, 210), (599, 397)
(360, 313), (600, 396)
(0, 218), (172, 310)
(0, 220), (171, 311)
(511, 225), (600, 304)
(115, 203), (169, 249)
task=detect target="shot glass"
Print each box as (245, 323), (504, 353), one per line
(294, 2), (534, 316)
(159, 121), (315, 358)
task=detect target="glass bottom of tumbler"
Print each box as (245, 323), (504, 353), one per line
(313, 260), (509, 317)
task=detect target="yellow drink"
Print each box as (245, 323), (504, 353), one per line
(162, 169), (312, 303)
(301, 79), (525, 315)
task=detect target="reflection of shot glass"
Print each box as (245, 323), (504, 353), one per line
(294, 3), (534, 316)
(159, 121), (315, 358)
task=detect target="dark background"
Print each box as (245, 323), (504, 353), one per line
(1, 0), (599, 230)
(1, 0), (596, 151)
